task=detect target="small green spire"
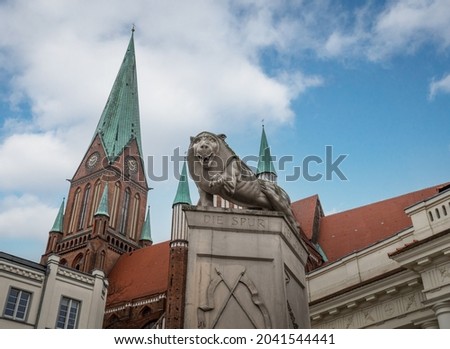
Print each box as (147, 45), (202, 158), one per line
(93, 29), (142, 161)
(95, 183), (109, 217)
(173, 160), (192, 207)
(140, 206), (152, 242)
(50, 198), (65, 233)
(256, 125), (277, 176)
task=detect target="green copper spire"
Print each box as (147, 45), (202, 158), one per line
(50, 198), (65, 233)
(256, 125), (277, 176)
(140, 206), (152, 242)
(173, 160), (192, 207)
(95, 183), (109, 217)
(94, 29), (142, 161)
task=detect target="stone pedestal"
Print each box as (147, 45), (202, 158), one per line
(182, 206), (311, 329)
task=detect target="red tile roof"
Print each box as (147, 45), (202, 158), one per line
(106, 241), (170, 307)
(291, 194), (319, 240)
(316, 184), (446, 264)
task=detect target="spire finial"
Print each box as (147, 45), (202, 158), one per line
(131, 24), (135, 33)
(262, 118), (265, 128)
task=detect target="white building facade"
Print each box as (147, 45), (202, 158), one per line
(308, 188), (450, 329)
(0, 253), (108, 329)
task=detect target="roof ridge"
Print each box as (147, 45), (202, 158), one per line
(323, 183), (446, 218)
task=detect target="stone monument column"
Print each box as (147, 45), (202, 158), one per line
(182, 206), (311, 329)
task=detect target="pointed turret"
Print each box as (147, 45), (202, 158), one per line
(95, 183), (109, 217)
(93, 29), (142, 161)
(41, 198), (65, 260)
(173, 160), (192, 207)
(140, 206), (153, 247)
(166, 160), (190, 328)
(50, 198), (65, 233)
(256, 125), (277, 182)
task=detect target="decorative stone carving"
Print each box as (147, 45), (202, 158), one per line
(198, 265), (271, 329)
(187, 131), (300, 232)
(313, 289), (425, 329)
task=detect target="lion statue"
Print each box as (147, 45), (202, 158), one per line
(187, 131), (300, 233)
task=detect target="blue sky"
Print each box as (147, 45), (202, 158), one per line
(0, 0), (449, 262)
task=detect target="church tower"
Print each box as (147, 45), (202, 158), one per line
(256, 125), (277, 183)
(41, 29), (149, 275)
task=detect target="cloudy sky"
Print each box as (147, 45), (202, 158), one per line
(0, 0), (449, 262)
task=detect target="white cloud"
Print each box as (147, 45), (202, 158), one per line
(0, 194), (56, 239)
(0, 132), (77, 194)
(368, 0), (450, 60)
(429, 73), (450, 100)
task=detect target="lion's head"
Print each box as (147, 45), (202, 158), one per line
(189, 132), (226, 169)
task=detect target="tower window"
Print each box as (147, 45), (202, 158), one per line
(89, 180), (102, 226)
(129, 193), (140, 240)
(110, 182), (121, 228)
(78, 184), (91, 230)
(72, 253), (84, 271)
(119, 188), (131, 235)
(68, 188), (81, 233)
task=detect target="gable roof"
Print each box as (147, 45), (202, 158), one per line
(106, 241), (170, 307)
(316, 184), (446, 264)
(291, 194), (320, 240)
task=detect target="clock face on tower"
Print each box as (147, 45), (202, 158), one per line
(86, 152), (100, 169)
(126, 156), (138, 174)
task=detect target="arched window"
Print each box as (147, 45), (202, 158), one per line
(119, 188), (131, 235)
(78, 184), (91, 230)
(99, 250), (106, 270)
(140, 306), (151, 317)
(129, 193), (140, 240)
(110, 182), (121, 228)
(68, 188), (81, 233)
(89, 180), (102, 226)
(72, 253), (84, 271)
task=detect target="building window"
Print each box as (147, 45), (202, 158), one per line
(435, 208), (441, 219)
(4, 288), (31, 321)
(119, 188), (131, 235)
(56, 297), (80, 329)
